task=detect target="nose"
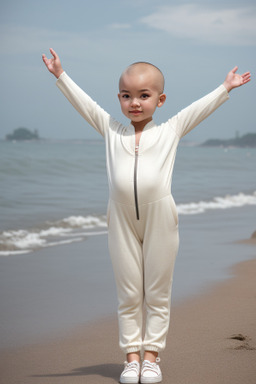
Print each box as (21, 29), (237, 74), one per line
(131, 98), (140, 107)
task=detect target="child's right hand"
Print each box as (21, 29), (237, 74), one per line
(42, 48), (64, 79)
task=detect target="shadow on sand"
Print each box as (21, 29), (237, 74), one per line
(31, 363), (122, 381)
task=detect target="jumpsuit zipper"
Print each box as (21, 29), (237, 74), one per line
(134, 145), (140, 220)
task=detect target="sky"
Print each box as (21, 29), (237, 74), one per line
(0, 0), (255, 142)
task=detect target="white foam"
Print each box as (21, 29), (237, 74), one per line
(61, 215), (107, 228)
(39, 227), (72, 237)
(177, 191), (256, 215)
(0, 215), (108, 256)
(83, 231), (108, 236)
(46, 238), (83, 247)
(0, 250), (32, 256)
(1, 230), (45, 249)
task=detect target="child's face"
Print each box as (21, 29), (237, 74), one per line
(118, 67), (166, 130)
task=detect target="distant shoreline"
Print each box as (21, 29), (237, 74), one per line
(2, 132), (256, 147)
(200, 132), (256, 148)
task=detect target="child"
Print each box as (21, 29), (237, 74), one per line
(42, 48), (250, 384)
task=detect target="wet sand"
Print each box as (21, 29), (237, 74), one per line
(0, 251), (255, 384)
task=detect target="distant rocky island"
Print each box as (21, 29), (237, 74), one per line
(6, 128), (40, 141)
(201, 133), (256, 148)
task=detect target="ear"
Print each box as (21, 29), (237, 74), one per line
(117, 93), (121, 103)
(157, 93), (166, 108)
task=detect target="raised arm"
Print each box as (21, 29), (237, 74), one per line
(223, 66), (251, 92)
(42, 48), (111, 137)
(171, 84), (229, 138)
(171, 66), (251, 138)
(42, 48), (64, 79)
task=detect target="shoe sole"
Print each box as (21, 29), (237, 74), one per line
(119, 376), (139, 384)
(140, 374), (162, 383)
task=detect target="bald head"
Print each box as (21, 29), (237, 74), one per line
(119, 62), (165, 94)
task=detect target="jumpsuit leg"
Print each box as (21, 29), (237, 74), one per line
(142, 195), (179, 352)
(108, 200), (144, 354)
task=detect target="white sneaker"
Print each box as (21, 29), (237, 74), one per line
(140, 358), (162, 383)
(120, 360), (140, 384)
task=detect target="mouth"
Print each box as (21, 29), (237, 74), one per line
(129, 110), (142, 115)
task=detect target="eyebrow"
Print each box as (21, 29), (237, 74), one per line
(120, 89), (151, 93)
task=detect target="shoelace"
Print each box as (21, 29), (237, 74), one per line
(122, 361), (140, 374)
(141, 357), (161, 373)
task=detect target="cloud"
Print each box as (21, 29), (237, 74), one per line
(140, 4), (256, 46)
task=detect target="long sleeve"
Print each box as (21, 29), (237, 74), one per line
(170, 84), (229, 138)
(56, 72), (111, 137)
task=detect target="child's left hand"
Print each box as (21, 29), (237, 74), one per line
(223, 67), (251, 92)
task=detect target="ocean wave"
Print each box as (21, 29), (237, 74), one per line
(0, 216), (108, 256)
(1, 191), (255, 256)
(177, 191), (256, 215)
(57, 215), (107, 228)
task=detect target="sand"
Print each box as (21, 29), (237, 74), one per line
(0, 250), (255, 383)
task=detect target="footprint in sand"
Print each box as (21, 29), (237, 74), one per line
(229, 334), (256, 350)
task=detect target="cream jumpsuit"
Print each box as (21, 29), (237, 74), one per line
(56, 72), (229, 353)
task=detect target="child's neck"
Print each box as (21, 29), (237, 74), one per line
(132, 117), (153, 133)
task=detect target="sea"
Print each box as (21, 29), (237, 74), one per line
(0, 139), (256, 348)
(1, 139), (255, 255)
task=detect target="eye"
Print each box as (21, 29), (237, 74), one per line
(121, 94), (130, 99)
(141, 93), (150, 99)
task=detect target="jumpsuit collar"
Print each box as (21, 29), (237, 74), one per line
(121, 120), (158, 155)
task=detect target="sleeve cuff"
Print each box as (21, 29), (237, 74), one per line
(56, 71), (66, 83)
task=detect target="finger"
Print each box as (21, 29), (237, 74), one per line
(50, 48), (58, 59)
(242, 73), (251, 81)
(42, 54), (48, 64)
(243, 76), (251, 84)
(242, 78), (250, 85)
(231, 66), (238, 74)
